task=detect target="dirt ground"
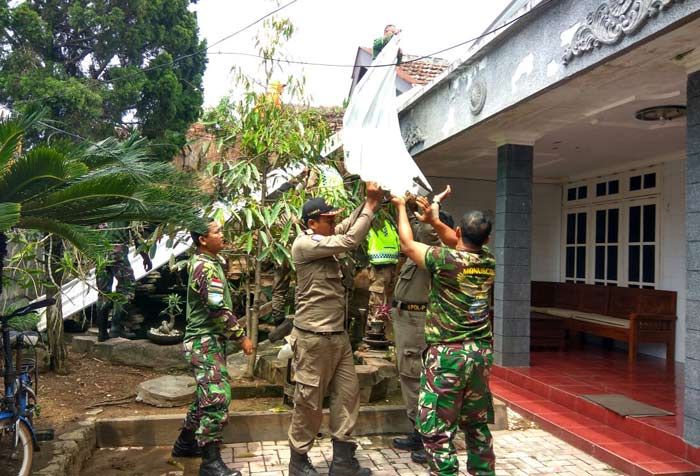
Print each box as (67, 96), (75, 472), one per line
(35, 352), (290, 436)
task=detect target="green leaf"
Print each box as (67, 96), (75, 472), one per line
(243, 208), (253, 229)
(0, 202), (21, 231)
(260, 230), (270, 247)
(245, 232), (254, 254)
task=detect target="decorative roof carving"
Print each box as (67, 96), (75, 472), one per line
(563, 0), (684, 65)
(469, 77), (488, 116)
(402, 123), (425, 151)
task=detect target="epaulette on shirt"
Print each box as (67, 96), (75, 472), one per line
(311, 234), (323, 242)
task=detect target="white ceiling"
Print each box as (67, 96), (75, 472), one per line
(416, 16), (700, 182)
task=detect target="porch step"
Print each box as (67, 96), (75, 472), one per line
(491, 375), (700, 476)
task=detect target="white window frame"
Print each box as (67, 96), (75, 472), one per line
(591, 205), (622, 286)
(561, 168), (662, 288)
(623, 197), (661, 289)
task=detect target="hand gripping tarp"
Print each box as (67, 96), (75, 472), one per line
(342, 36), (432, 196)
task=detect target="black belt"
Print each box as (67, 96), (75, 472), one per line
(393, 301), (427, 312)
(293, 326), (345, 336)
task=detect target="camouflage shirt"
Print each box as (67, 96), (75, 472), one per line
(424, 245), (496, 343)
(185, 251), (245, 341)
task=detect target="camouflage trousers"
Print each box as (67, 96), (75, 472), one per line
(417, 340), (495, 476)
(182, 335), (231, 445)
(96, 250), (135, 332)
(367, 264), (396, 321)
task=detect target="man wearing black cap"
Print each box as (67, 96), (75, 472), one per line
(287, 182), (383, 476)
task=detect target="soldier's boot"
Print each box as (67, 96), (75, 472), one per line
(288, 448), (320, 476)
(410, 448), (428, 464)
(392, 429), (423, 451)
(328, 440), (372, 476)
(199, 443), (240, 476)
(171, 427), (201, 458)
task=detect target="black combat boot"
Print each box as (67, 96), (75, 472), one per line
(171, 427), (201, 457)
(199, 443), (240, 476)
(392, 429), (422, 451)
(289, 448), (320, 476)
(410, 448), (428, 464)
(328, 440), (372, 476)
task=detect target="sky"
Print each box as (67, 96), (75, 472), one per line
(193, 0), (513, 108)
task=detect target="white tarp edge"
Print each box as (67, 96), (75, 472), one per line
(342, 35), (432, 196)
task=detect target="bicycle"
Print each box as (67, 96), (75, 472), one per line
(0, 298), (54, 476)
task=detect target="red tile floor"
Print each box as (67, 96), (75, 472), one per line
(490, 348), (700, 476)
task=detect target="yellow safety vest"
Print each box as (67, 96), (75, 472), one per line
(367, 221), (400, 265)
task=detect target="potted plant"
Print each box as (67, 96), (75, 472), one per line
(147, 293), (184, 345)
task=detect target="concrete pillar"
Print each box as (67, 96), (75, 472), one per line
(493, 143), (533, 367)
(685, 68), (700, 446)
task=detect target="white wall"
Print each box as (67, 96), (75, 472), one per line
(426, 177), (561, 282)
(638, 159), (686, 361)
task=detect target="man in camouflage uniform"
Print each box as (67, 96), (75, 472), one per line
(95, 222), (152, 341)
(393, 195), (496, 476)
(390, 191), (454, 464)
(287, 183), (383, 476)
(372, 24), (403, 63)
(171, 221), (254, 476)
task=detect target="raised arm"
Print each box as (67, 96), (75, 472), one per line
(393, 196), (430, 269)
(415, 196), (458, 248)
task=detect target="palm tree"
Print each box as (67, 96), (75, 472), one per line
(0, 112), (203, 372)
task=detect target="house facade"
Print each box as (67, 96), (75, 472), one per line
(396, 0), (700, 447)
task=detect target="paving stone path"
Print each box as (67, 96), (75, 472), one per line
(133, 429), (622, 476)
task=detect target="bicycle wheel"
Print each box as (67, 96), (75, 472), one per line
(0, 419), (33, 476)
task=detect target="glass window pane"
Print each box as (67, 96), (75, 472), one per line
(578, 186), (588, 200)
(595, 210), (606, 243)
(596, 182), (607, 197)
(566, 248), (575, 278)
(577, 213), (587, 244)
(595, 246), (605, 280)
(643, 245), (655, 283)
(643, 204), (656, 242)
(629, 245), (640, 282)
(608, 209), (619, 243)
(629, 206), (641, 243)
(576, 247), (586, 280)
(630, 175), (642, 191)
(566, 214), (576, 245)
(567, 188), (577, 201)
(609, 180), (620, 195)
(608, 246), (618, 281)
(644, 173), (657, 189)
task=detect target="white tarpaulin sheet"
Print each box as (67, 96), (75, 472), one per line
(342, 36), (432, 196)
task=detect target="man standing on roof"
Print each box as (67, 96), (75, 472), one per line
(392, 194), (497, 476)
(287, 182), (383, 476)
(373, 24), (403, 63)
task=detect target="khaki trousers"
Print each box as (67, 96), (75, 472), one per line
(391, 308), (427, 422)
(288, 328), (359, 453)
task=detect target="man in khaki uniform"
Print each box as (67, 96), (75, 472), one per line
(288, 183), (383, 476)
(391, 188), (453, 465)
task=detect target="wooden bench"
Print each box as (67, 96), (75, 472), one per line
(531, 282), (677, 362)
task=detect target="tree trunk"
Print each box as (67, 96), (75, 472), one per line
(0, 232), (6, 298)
(245, 169), (268, 378)
(46, 237), (68, 374)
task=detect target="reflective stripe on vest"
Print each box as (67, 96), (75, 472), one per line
(367, 222), (400, 265)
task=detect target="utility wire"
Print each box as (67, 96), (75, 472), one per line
(11, 0), (555, 149)
(11, 0), (299, 108)
(208, 0), (557, 69)
(96, 0), (300, 84)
